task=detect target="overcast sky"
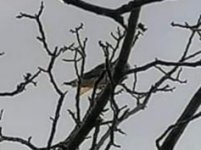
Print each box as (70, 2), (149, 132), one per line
(0, 0), (201, 150)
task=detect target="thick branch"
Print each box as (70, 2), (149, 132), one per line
(58, 8), (141, 150)
(61, 0), (164, 27)
(61, 0), (124, 26)
(115, 0), (164, 14)
(158, 86), (201, 150)
(126, 59), (201, 75)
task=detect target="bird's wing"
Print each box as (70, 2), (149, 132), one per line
(64, 60), (119, 88)
(82, 63), (105, 80)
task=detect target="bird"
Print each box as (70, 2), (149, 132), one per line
(64, 60), (129, 95)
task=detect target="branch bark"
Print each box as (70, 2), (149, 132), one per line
(158, 86), (201, 150)
(61, 0), (164, 27)
(58, 7), (141, 150)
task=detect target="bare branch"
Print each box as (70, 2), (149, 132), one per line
(61, 0), (125, 27)
(68, 109), (80, 125)
(1, 1), (200, 150)
(0, 70), (41, 97)
(0, 127), (38, 150)
(89, 120), (101, 150)
(126, 59), (201, 75)
(157, 86), (201, 150)
(47, 93), (67, 148)
(58, 7), (141, 150)
(17, 1), (53, 56)
(60, 0), (165, 27)
(93, 16), (201, 148)
(15, 3), (67, 149)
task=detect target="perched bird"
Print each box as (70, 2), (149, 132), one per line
(64, 60), (129, 95)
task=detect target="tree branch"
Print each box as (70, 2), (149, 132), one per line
(58, 7), (141, 150)
(0, 71), (40, 97)
(157, 86), (201, 150)
(60, 0), (165, 27)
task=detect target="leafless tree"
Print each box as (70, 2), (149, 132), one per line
(0, 1), (201, 150)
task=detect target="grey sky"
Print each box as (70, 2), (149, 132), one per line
(0, 0), (201, 150)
